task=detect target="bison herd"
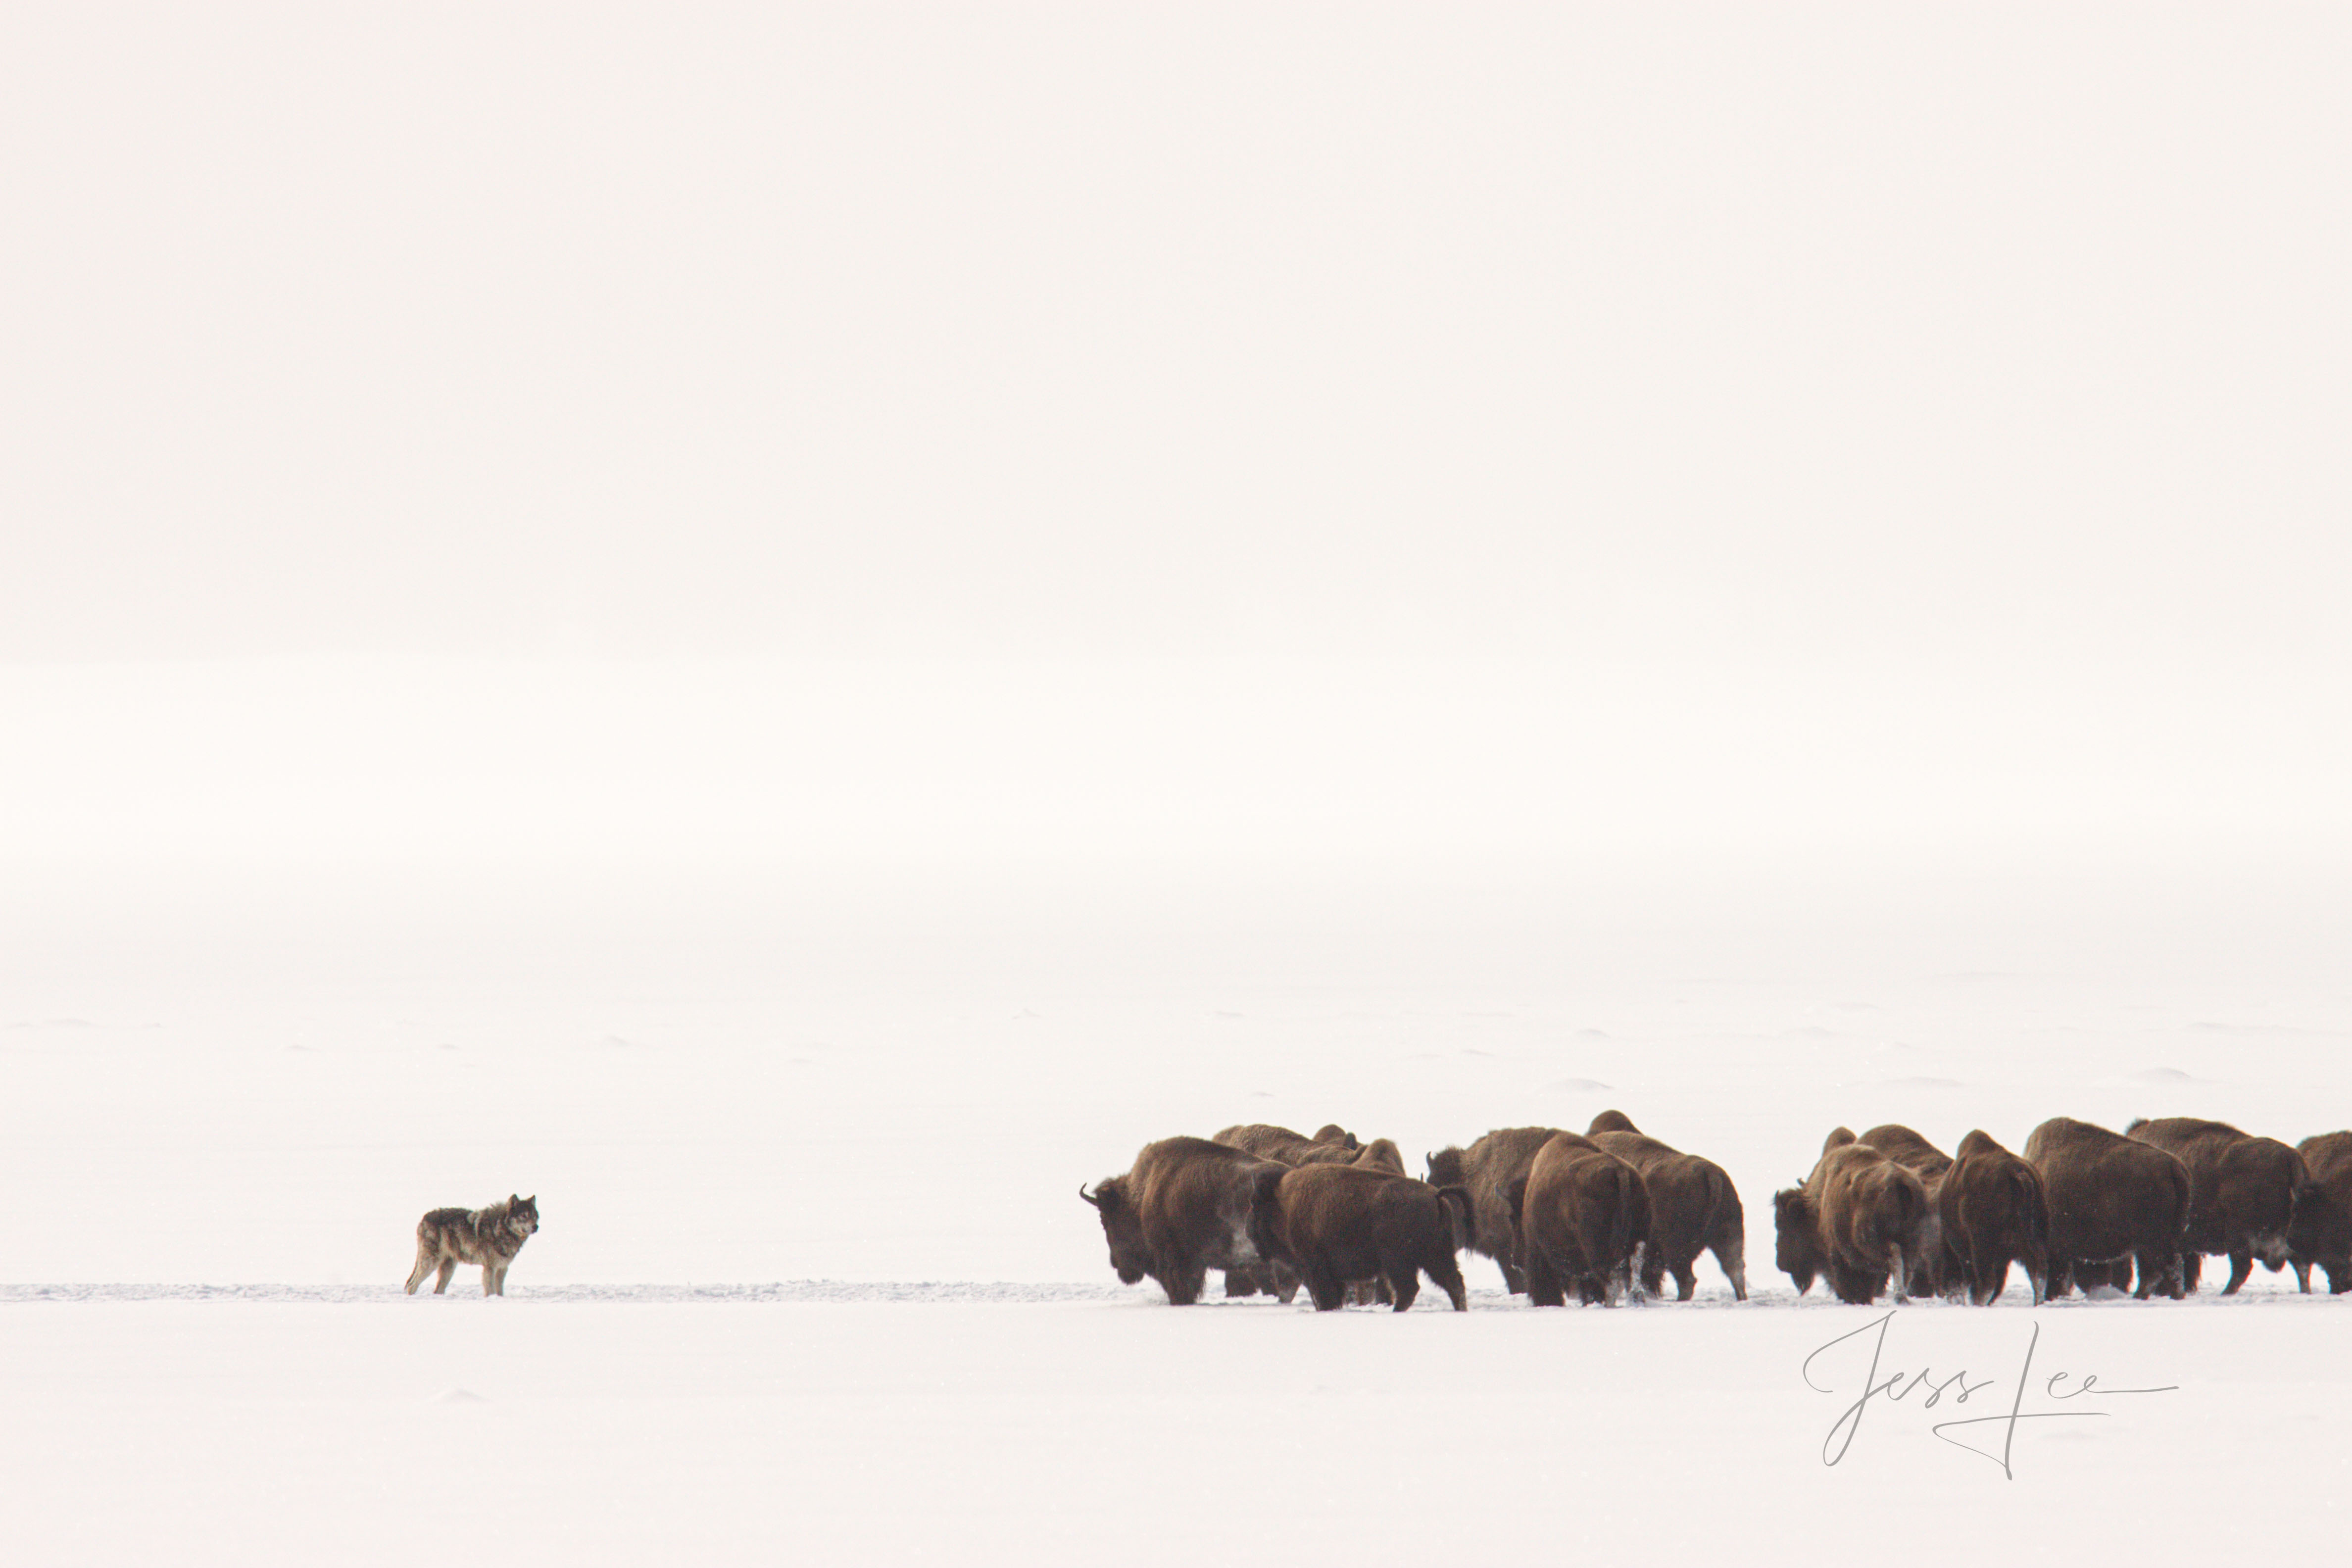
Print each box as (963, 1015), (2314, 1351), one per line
(1079, 1114), (2352, 1310)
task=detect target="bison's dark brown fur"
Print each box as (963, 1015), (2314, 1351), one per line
(1585, 1111), (1747, 1301)
(2126, 1117), (2322, 1294)
(2023, 1117), (2190, 1299)
(1214, 1123), (1363, 1167)
(2289, 1133), (2352, 1294)
(1336, 1139), (1416, 1300)
(1505, 1132), (1651, 1307)
(1939, 1130), (2051, 1305)
(1425, 1127), (1566, 1294)
(1254, 1164), (1473, 1312)
(1081, 1136), (1289, 1306)
(1773, 1129), (1931, 1305)
(1858, 1125), (1957, 1295)
(1858, 1124), (1953, 1182)
(1210, 1124), (1365, 1298)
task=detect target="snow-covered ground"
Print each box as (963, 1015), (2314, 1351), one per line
(5, 847), (2348, 1562)
(3, 1285), (2343, 1564)
(9, 0), (2350, 1556)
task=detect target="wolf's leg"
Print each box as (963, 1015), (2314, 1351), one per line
(483, 1263), (500, 1297)
(403, 1245), (435, 1295)
(435, 1258), (456, 1294)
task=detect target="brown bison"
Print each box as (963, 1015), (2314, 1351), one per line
(1425, 1127), (1566, 1293)
(1214, 1123), (1362, 1166)
(1504, 1132), (1652, 1306)
(1938, 1130), (2051, 1305)
(1773, 1128), (1932, 1305)
(1858, 1124), (1953, 1183)
(1210, 1123), (1365, 1298)
(1081, 1136), (1290, 1305)
(1333, 1138), (1414, 1302)
(1857, 1125), (1957, 1295)
(2289, 1132), (2352, 1293)
(2022, 1117), (2190, 1299)
(1585, 1111), (1748, 1301)
(2126, 1117), (2323, 1294)
(1253, 1163), (1474, 1312)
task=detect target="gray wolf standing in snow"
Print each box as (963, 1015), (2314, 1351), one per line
(403, 1194), (539, 1296)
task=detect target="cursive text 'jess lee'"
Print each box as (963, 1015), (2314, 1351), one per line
(1803, 1311), (2177, 1478)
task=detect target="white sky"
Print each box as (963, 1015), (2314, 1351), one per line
(3, 5), (2346, 865)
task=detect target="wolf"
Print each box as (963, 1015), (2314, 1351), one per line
(403, 1194), (540, 1296)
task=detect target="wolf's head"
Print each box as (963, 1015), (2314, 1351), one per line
(507, 1194), (539, 1236)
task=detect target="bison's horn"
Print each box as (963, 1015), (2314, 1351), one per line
(1078, 1183), (1102, 1209)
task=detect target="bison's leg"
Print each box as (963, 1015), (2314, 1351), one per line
(1828, 1262), (1882, 1306)
(2130, 1249), (2181, 1301)
(1641, 1246), (1668, 1300)
(1713, 1238), (1749, 1302)
(1384, 1268), (1421, 1313)
(2290, 1260), (2312, 1293)
(2178, 1250), (2202, 1294)
(1522, 1249), (1567, 1308)
(1222, 1268), (1264, 1298)
(1155, 1255), (1208, 1306)
(1670, 1264), (1697, 1302)
(1967, 1261), (1996, 1308)
(2326, 1259), (2352, 1295)
(2222, 1251), (2254, 1295)
(1303, 1261), (1347, 1313)
(1425, 1253), (1468, 1312)
(1492, 1248), (1528, 1295)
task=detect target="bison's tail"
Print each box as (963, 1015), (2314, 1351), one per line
(1435, 1185), (1474, 1251)
(1697, 1162), (1734, 1242)
(1609, 1167), (1636, 1273)
(2012, 1167), (2049, 1247)
(1246, 1166), (1288, 1262)
(1889, 1170), (1923, 1237)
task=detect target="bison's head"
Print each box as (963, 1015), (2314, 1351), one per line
(1425, 1146), (1467, 1187)
(1773, 1186), (1820, 1296)
(1587, 1109), (1639, 1136)
(1312, 1124), (1361, 1152)
(1079, 1178), (1147, 1285)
